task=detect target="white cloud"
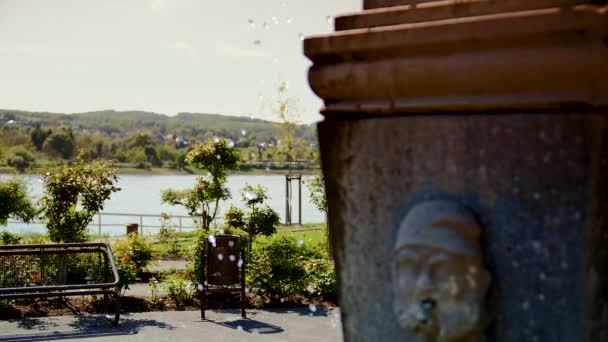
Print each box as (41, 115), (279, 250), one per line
(214, 42), (268, 59)
(167, 41), (197, 58)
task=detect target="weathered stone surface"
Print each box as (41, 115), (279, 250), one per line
(305, 0), (608, 341)
(319, 113), (608, 341)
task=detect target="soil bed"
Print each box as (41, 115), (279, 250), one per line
(0, 294), (335, 320)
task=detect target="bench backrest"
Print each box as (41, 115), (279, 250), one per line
(0, 243), (120, 294)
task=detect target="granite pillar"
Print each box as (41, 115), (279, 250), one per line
(304, 1), (608, 341)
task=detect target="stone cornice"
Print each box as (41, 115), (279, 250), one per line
(304, 1), (608, 116)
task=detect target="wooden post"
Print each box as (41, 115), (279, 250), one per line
(285, 175), (290, 225)
(298, 176), (302, 225)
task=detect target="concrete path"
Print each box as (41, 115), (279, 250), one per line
(0, 308), (342, 342)
(146, 260), (188, 274)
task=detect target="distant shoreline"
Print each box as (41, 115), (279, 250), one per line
(0, 166), (320, 176)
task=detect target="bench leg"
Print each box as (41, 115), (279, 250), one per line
(113, 290), (120, 326)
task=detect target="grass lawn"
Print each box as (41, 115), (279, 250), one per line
(151, 239), (193, 258)
(148, 222), (327, 259)
(281, 229), (326, 245)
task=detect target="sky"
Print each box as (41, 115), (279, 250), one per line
(0, 0), (360, 123)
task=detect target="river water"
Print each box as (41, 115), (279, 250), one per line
(1, 174), (323, 236)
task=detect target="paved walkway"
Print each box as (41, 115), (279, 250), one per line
(0, 308), (342, 342)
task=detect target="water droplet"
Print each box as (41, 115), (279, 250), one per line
(216, 154), (221, 160)
(271, 16), (279, 25)
(240, 129), (247, 136)
(306, 284), (315, 293)
(280, 298), (286, 303)
(253, 39), (262, 46)
(263, 22), (270, 30)
(217, 253), (224, 261)
(237, 325), (244, 331)
(522, 301), (530, 310)
(237, 259), (244, 268)
(296, 238), (304, 247)
(248, 19), (255, 28)
(213, 136), (220, 143)
(326, 15), (332, 24)
(309, 304), (317, 313)
(532, 193), (541, 200)
(228, 240), (235, 247)
(228, 140), (235, 148)
(198, 284), (203, 291)
(538, 293), (545, 301)
(286, 17), (293, 24)
(262, 278), (268, 283)
(208, 235), (217, 247)
(252, 328), (260, 334)
(298, 33), (304, 41)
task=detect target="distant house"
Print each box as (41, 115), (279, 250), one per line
(175, 136), (189, 148)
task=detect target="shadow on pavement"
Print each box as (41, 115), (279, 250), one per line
(0, 315), (175, 341)
(209, 318), (284, 334)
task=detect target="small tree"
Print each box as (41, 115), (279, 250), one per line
(224, 184), (280, 262)
(0, 178), (37, 226)
(273, 81), (306, 174)
(40, 155), (120, 242)
(161, 138), (239, 230)
(44, 131), (75, 159)
(30, 124), (52, 151)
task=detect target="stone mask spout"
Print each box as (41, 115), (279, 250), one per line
(392, 200), (491, 341)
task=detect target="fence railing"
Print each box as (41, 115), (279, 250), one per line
(91, 212), (207, 236)
(6, 212), (224, 237)
(6, 213), (322, 237)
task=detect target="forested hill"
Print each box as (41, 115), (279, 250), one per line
(0, 109), (316, 144)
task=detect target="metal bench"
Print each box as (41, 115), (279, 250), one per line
(0, 243), (121, 325)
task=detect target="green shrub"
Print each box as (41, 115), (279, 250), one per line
(163, 276), (194, 309)
(5, 146), (35, 172)
(183, 229), (214, 285)
(114, 258), (138, 295)
(113, 233), (155, 271)
(247, 234), (335, 300)
(0, 231), (21, 245)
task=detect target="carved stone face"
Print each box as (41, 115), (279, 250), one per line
(393, 201), (491, 341)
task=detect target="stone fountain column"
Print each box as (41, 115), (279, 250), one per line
(304, 1), (608, 341)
